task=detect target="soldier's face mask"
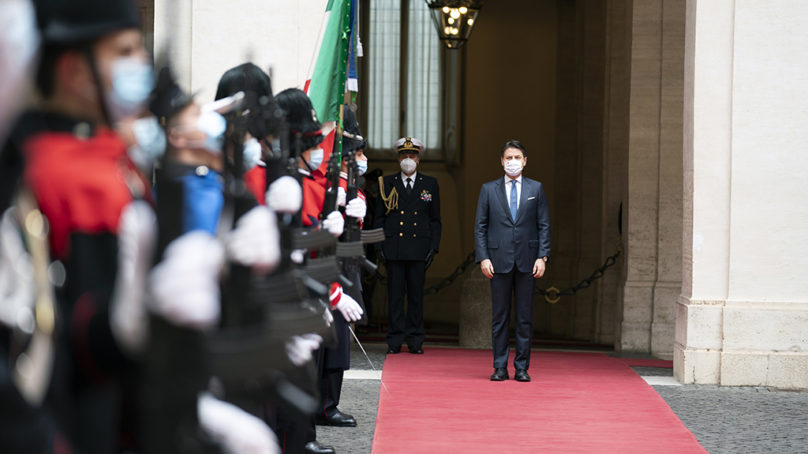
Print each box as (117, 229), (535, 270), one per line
(105, 57), (154, 123)
(356, 158), (368, 176)
(307, 147), (324, 170)
(172, 109), (226, 154)
(128, 116), (166, 169)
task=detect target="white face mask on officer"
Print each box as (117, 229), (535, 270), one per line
(400, 157), (417, 175)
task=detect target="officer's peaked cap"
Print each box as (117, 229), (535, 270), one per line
(393, 137), (424, 154)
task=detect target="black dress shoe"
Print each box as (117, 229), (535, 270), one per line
(315, 410), (357, 427)
(408, 346), (424, 354)
(304, 441), (336, 454)
(514, 369), (531, 382)
(490, 367), (509, 381)
(386, 346), (401, 354)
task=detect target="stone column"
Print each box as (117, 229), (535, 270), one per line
(651, 0), (685, 359)
(458, 265), (492, 349)
(599, 0), (631, 346)
(678, 0), (808, 389)
(621, 0), (663, 353)
(620, 0), (684, 357)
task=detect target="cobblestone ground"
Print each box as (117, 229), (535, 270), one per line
(654, 384), (808, 454)
(318, 346), (808, 454)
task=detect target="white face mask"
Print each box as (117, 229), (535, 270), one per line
(128, 116), (166, 169)
(307, 148), (324, 170)
(106, 57), (155, 123)
(242, 138), (262, 171)
(196, 110), (226, 154)
(356, 158), (368, 176)
(400, 157), (417, 175)
(504, 159), (524, 177)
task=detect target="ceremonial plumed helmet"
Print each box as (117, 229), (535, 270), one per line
(34, 0), (140, 44)
(393, 137), (424, 154)
(215, 63), (281, 138)
(274, 88), (324, 152)
(342, 104), (366, 153)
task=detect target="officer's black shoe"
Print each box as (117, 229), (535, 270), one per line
(514, 369), (531, 382)
(490, 367), (509, 381)
(408, 346), (424, 354)
(316, 410), (357, 427)
(386, 346), (401, 354)
(304, 441), (336, 454)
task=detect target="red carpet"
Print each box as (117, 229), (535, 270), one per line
(372, 348), (705, 453)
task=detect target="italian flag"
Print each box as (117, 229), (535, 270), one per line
(304, 0), (357, 167)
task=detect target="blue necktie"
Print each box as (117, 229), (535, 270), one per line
(509, 180), (518, 220)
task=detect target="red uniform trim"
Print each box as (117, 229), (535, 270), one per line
(22, 129), (147, 259)
(301, 169), (327, 227)
(244, 166), (266, 205)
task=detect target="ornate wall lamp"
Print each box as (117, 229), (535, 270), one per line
(424, 0), (487, 49)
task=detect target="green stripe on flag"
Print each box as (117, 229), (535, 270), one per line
(308, 0), (352, 125)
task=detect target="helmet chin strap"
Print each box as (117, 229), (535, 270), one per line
(81, 43), (113, 128)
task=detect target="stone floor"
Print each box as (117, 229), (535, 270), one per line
(316, 344), (808, 454)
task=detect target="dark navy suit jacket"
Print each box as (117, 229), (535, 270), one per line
(474, 176), (551, 273)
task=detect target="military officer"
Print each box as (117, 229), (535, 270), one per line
(374, 137), (441, 354)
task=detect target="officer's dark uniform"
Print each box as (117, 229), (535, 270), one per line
(374, 138), (441, 352)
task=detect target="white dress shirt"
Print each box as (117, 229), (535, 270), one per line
(401, 171), (418, 189)
(504, 175), (522, 211)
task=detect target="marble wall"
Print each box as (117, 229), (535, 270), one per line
(678, 0), (808, 389)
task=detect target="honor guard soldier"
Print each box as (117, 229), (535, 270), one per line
(374, 137), (441, 355)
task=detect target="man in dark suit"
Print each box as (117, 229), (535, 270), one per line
(474, 140), (550, 382)
(374, 137), (441, 355)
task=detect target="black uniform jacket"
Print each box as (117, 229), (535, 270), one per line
(374, 172), (441, 261)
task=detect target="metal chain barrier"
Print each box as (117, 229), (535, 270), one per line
(536, 248), (622, 304)
(371, 245), (621, 303)
(372, 251), (476, 294)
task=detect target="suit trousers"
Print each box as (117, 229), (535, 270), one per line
(386, 260), (426, 349)
(490, 268), (535, 370)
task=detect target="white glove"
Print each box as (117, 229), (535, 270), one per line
(225, 206), (280, 270)
(321, 210), (344, 237)
(337, 186), (346, 207)
(290, 248), (306, 264)
(330, 286), (363, 322)
(345, 197), (367, 219)
(148, 231), (224, 330)
(110, 201), (157, 353)
(266, 176), (302, 214)
(198, 392), (280, 454)
(0, 209), (34, 330)
(285, 333), (323, 366)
